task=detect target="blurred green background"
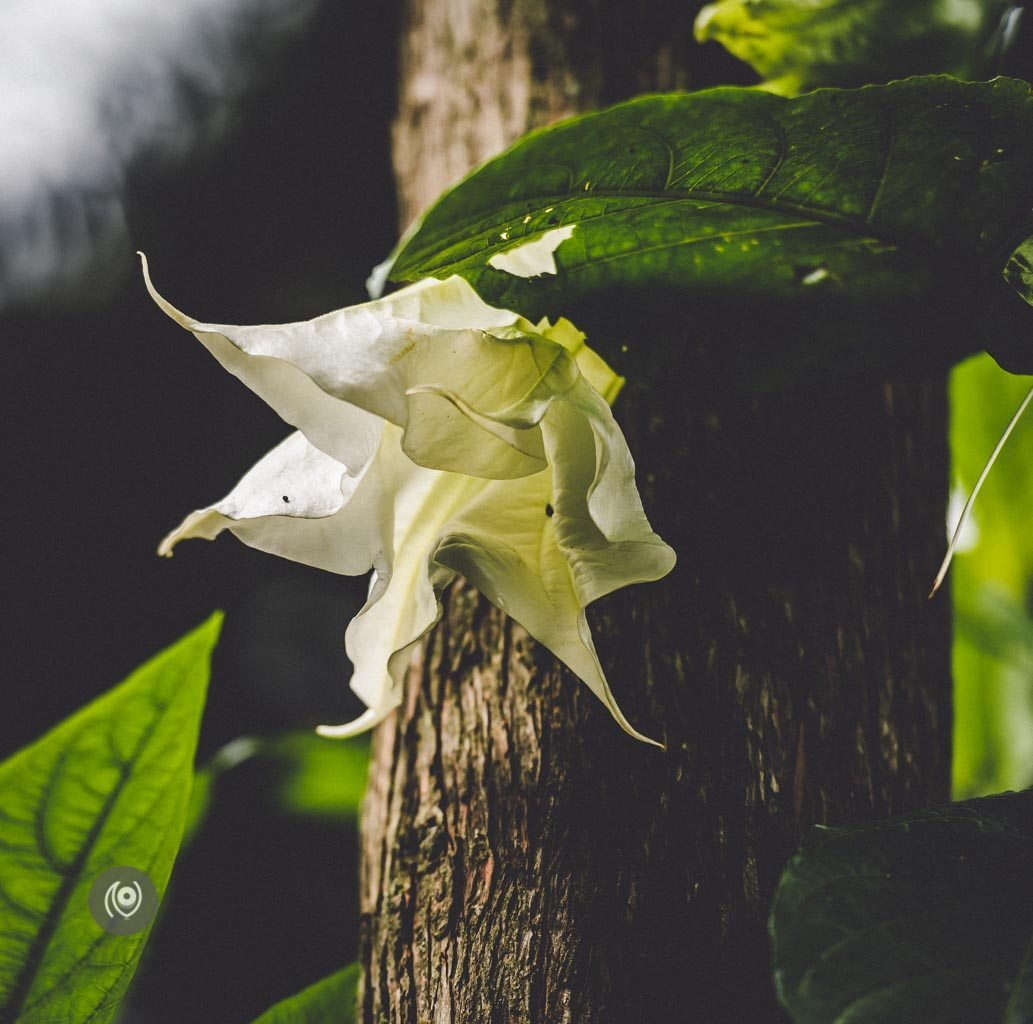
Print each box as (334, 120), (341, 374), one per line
(950, 355), (1033, 798)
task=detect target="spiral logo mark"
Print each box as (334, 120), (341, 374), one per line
(104, 879), (143, 919)
(88, 867), (157, 935)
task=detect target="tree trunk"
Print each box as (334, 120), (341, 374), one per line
(359, 3), (952, 1021)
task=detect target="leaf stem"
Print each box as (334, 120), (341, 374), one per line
(929, 380), (1033, 598)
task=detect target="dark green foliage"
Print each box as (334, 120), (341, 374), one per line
(771, 789), (1033, 1023)
(392, 78), (1033, 387)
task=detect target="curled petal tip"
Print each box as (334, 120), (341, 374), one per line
(156, 530), (181, 559)
(157, 526), (180, 558)
(638, 731), (666, 751)
(316, 705), (396, 739)
(610, 703), (665, 748)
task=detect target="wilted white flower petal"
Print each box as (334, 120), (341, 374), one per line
(158, 430), (387, 575)
(145, 257), (675, 744)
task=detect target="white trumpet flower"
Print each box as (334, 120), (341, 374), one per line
(142, 254), (675, 745)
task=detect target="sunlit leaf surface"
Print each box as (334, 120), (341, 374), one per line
(0, 614), (220, 1024)
(694, 0), (1017, 95)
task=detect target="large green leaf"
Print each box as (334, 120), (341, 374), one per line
(390, 78), (1033, 388)
(0, 614), (221, 1024)
(770, 788), (1033, 1024)
(694, 0), (1017, 95)
(250, 964), (359, 1024)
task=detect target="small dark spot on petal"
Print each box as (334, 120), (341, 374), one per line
(545, 503), (554, 517)
(282, 495), (290, 503)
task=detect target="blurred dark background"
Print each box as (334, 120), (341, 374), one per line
(2, 0), (400, 754)
(1, 0), (399, 1019)
(3, 0), (1033, 1020)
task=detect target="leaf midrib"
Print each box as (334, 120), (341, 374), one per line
(400, 182), (1017, 278)
(400, 183), (1033, 297)
(399, 187), (889, 269)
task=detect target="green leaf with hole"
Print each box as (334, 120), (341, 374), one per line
(0, 613), (221, 1024)
(251, 964), (359, 1024)
(770, 788), (1033, 1023)
(390, 78), (1033, 388)
(694, 0), (1017, 95)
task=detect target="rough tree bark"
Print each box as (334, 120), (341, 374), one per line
(359, 3), (952, 1022)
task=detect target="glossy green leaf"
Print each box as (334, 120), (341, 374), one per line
(251, 964), (359, 1024)
(771, 788), (1033, 1024)
(390, 78), (1033, 388)
(0, 614), (221, 1024)
(694, 0), (1017, 95)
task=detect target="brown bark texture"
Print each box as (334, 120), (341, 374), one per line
(360, 3), (953, 1022)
